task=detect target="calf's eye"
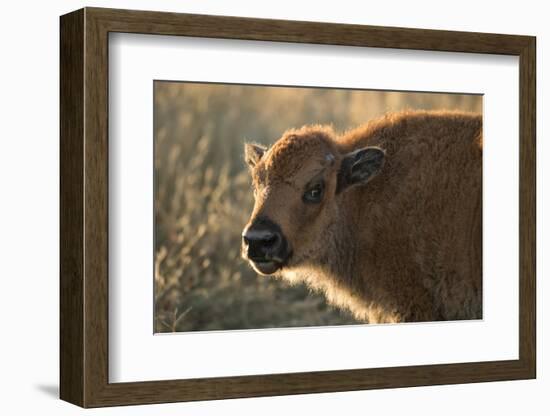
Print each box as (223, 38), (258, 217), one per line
(303, 183), (324, 204)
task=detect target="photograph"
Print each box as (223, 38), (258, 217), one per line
(153, 81), (483, 332)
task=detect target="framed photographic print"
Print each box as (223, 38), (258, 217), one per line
(60, 7), (536, 408)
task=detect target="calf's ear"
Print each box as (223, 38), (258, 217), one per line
(244, 143), (267, 169)
(337, 146), (385, 193)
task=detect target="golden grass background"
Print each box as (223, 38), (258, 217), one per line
(154, 81), (482, 333)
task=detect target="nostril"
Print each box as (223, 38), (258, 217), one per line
(243, 228), (283, 259)
(263, 233), (280, 248)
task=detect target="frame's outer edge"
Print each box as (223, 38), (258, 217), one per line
(59, 6), (537, 408)
(60, 8), (85, 407)
(86, 6), (531, 55)
(518, 37), (536, 376)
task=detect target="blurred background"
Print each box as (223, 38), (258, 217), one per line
(154, 81), (482, 333)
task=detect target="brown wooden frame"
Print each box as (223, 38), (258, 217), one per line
(60, 7), (536, 408)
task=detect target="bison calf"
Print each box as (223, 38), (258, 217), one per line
(242, 110), (482, 324)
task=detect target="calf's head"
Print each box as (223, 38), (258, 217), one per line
(241, 127), (385, 275)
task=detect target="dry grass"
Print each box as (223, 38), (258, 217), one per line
(154, 82), (481, 333)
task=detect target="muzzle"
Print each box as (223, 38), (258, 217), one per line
(242, 216), (291, 275)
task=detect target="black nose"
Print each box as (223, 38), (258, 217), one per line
(242, 218), (288, 263)
(242, 228), (283, 261)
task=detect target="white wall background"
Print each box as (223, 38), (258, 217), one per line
(0, 0), (546, 414)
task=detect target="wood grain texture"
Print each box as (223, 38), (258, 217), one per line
(518, 38), (536, 376)
(88, 7), (532, 54)
(59, 8), (84, 406)
(59, 7), (537, 408)
(83, 10), (111, 406)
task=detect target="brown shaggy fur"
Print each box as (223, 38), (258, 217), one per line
(244, 110), (482, 323)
